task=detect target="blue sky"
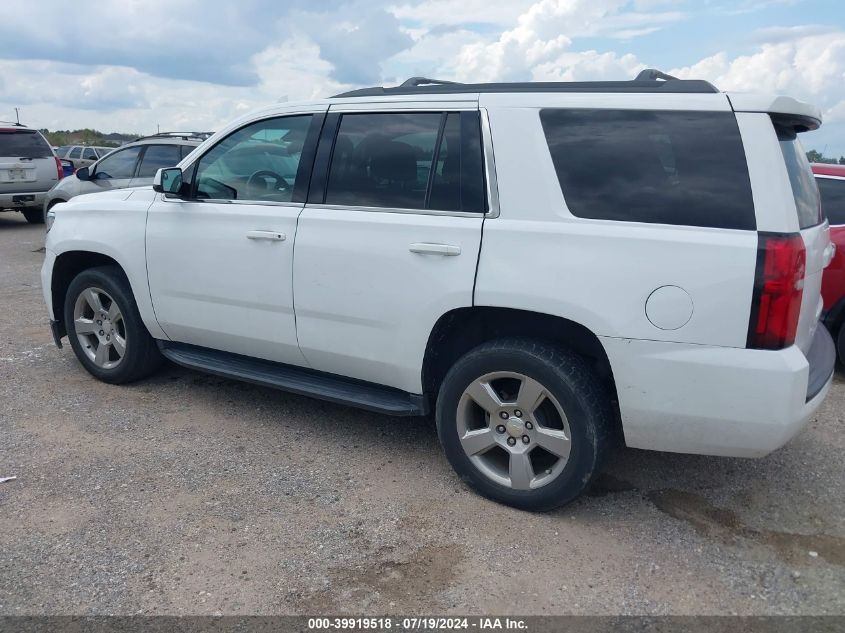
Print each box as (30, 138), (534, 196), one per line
(1, 0), (843, 155)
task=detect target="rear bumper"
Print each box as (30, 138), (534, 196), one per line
(601, 326), (835, 458)
(0, 190), (46, 209)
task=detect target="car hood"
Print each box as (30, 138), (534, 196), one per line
(58, 187), (157, 210)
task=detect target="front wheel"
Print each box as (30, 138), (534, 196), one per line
(63, 266), (162, 384)
(436, 338), (613, 511)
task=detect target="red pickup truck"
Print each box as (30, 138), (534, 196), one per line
(814, 163), (845, 363)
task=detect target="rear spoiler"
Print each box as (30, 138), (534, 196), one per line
(727, 93), (822, 132)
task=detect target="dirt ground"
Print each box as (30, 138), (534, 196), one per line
(1, 212), (843, 615)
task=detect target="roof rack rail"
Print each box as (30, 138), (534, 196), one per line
(635, 68), (680, 82)
(134, 131), (213, 142)
(332, 70), (718, 98)
(399, 77), (461, 88)
(0, 120), (25, 127)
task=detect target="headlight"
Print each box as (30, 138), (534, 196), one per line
(45, 208), (56, 232)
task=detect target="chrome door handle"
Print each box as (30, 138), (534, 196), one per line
(246, 230), (286, 241)
(409, 242), (461, 256)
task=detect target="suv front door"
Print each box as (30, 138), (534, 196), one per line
(293, 104), (488, 393)
(145, 110), (324, 364)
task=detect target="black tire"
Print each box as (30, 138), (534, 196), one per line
(22, 208), (44, 224)
(63, 265), (162, 384)
(837, 323), (845, 368)
(436, 338), (613, 511)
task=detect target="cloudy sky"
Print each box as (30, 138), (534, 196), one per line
(1, 0), (844, 153)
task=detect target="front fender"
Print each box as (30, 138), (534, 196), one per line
(45, 188), (167, 340)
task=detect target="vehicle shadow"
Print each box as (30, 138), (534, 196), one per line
(0, 213), (37, 229)
(139, 361), (835, 521)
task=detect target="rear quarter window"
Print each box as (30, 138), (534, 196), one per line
(539, 109), (756, 230)
(776, 127), (822, 229)
(817, 177), (845, 225)
(0, 129), (53, 159)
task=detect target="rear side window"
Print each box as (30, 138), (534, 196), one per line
(0, 129), (52, 158)
(539, 109), (756, 230)
(817, 177), (845, 225)
(776, 127), (822, 229)
(83, 147), (97, 160)
(136, 144), (181, 178)
(323, 111), (485, 212)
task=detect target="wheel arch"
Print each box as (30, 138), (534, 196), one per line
(50, 250), (125, 338)
(422, 306), (618, 409)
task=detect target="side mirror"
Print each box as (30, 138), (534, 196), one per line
(75, 166), (90, 181)
(153, 167), (184, 197)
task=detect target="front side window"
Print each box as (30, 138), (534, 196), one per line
(817, 177), (845, 225)
(194, 115), (312, 202)
(136, 144), (182, 178)
(540, 109), (756, 230)
(93, 146), (142, 179)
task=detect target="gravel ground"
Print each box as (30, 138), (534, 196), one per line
(0, 212), (843, 615)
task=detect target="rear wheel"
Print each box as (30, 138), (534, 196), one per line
(63, 266), (162, 384)
(436, 338), (613, 511)
(22, 208), (43, 224)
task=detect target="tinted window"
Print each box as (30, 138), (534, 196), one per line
(83, 147), (97, 160)
(136, 144), (181, 178)
(69, 147), (82, 159)
(93, 146), (142, 179)
(194, 115), (311, 202)
(540, 109), (756, 230)
(817, 177), (845, 225)
(326, 112), (442, 209)
(0, 130), (52, 158)
(54, 145), (71, 157)
(777, 127), (822, 229)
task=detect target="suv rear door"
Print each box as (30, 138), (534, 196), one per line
(293, 101), (487, 394)
(0, 127), (57, 196)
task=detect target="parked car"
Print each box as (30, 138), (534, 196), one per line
(813, 163), (845, 363)
(41, 71), (835, 510)
(44, 133), (207, 223)
(55, 145), (116, 169)
(0, 123), (63, 223)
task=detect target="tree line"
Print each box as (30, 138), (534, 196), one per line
(807, 149), (845, 165)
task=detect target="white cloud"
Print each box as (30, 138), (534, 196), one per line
(440, 0), (664, 83)
(671, 31), (845, 122)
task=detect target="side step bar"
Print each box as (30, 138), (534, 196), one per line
(158, 342), (428, 417)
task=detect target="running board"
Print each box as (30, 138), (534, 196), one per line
(158, 342), (427, 417)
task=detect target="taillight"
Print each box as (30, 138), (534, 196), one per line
(54, 156), (64, 180)
(747, 233), (806, 349)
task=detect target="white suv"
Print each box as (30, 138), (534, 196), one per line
(41, 71), (836, 510)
